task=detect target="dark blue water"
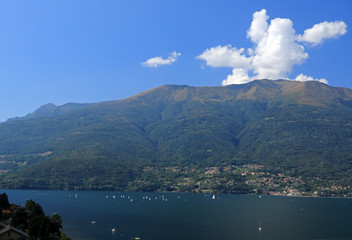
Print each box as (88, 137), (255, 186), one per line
(2, 190), (352, 240)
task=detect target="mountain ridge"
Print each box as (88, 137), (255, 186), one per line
(1, 79), (352, 193)
(6, 102), (93, 122)
(8, 80), (352, 123)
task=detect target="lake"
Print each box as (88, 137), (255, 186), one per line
(2, 190), (352, 240)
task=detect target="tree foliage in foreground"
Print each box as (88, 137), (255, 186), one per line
(0, 193), (70, 240)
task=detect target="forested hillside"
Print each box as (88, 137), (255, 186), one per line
(1, 80), (352, 195)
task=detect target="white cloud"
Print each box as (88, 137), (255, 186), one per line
(247, 9), (269, 44)
(298, 21), (347, 46)
(197, 9), (347, 85)
(295, 73), (328, 84)
(251, 17), (308, 80)
(222, 68), (251, 85)
(196, 45), (250, 68)
(142, 51), (181, 68)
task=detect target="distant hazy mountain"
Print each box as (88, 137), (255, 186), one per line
(7, 102), (92, 122)
(1, 79), (352, 190)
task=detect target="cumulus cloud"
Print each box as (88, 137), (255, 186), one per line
(298, 21), (347, 46)
(295, 73), (328, 84)
(247, 9), (269, 44)
(222, 68), (251, 85)
(196, 45), (250, 68)
(197, 9), (347, 85)
(142, 51), (181, 68)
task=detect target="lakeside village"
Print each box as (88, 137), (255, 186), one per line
(134, 164), (352, 198)
(1, 160), (351, 198)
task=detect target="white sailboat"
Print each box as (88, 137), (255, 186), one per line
(258, 220), (262, 231)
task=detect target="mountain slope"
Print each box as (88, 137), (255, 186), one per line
(1, 80), (352, 191)
(7, 103), (92, 122)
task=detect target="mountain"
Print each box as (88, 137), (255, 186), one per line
(1, 79), (352, 193)
(7, 102), (92, 122)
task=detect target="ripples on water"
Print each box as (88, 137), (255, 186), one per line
(2, 190), (352, 240)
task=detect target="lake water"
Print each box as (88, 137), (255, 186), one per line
(2, 190), (352, 240)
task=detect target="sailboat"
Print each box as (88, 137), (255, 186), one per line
(258, 220), (262, 231)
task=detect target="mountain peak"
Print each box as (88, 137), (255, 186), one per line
(116, 80), (352, 109)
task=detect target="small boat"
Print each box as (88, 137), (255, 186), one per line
(258, 220), (262, 231)
(91, 221), (96, 224)
(212, 194), (216, 199)
(111, 228), (116, 233)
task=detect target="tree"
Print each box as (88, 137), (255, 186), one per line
(60, 233), (72, 240)
(25, 199), (37, 211)
(25, 200), (44, 218)
(28, 215), (52, 239)
(38, 216), (50, 240)
(28, 215), (44, 238)
(11, 207), (29, 230)
(49, 214), (63, 237)
(0, 193), (10, 209)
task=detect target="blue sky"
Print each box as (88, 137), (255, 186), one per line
(0, 0), (351, 122)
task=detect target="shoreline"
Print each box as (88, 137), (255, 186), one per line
(1, 188), (351, 201)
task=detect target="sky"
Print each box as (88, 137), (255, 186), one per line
(0, 0), (351, 122)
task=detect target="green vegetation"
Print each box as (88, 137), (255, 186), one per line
(0, 193), (71, 240)
(1, 80), (352, 197)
